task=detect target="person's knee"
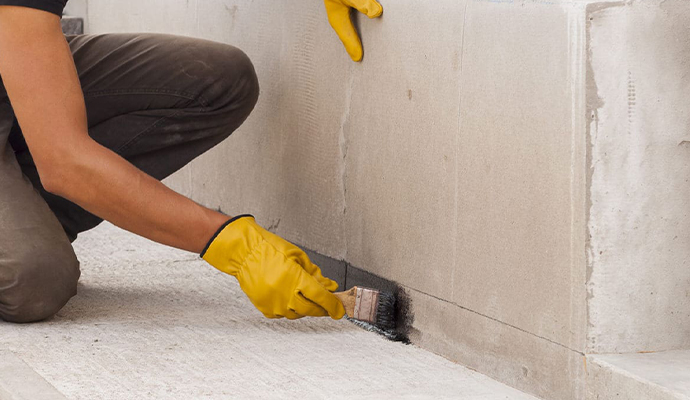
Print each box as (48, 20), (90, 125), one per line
(0, 244), (80, 323)
(228, 47), (259, 100)
(206, 45), (260, 122)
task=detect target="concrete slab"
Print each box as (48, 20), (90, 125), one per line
(407, 287), (586, 400)
(587, 351), (690, 400)
(0, 222), (537, 400)
(341, 0), (463, 301)
(0, 351), (67, 400)
(586, 0), (690, 353)
(452, 0), (584, 351)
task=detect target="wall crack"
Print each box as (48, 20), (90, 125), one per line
(338, 71), (355, 261)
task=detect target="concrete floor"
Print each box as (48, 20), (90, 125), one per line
(0, 222), (537, 400)
(588, 351), (690, 399)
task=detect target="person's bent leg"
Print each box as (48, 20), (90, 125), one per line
(8, 32), (259, 242)
(0, 102), (80, 323)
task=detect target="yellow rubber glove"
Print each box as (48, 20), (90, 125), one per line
(324, 0), (383, 62)
(200, 215), (345, 320)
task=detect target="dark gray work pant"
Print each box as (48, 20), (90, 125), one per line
(0, 32), (259, 323)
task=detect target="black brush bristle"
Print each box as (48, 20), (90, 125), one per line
(374, 291), (396, 331)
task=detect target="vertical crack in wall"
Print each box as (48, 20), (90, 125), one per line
(452, 2), (470, 301)
(337, 71), (355, 261)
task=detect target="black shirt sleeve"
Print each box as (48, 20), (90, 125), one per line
(0, 0), (67, 17)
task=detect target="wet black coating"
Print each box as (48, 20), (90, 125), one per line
(300, 246), (414, 343)
(346, 268), (414, 343)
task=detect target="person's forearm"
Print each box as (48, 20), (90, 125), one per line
(46, 136), (231, 254)
(0, 7), (228, 254)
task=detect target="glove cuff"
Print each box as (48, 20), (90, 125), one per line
(199, 214), (255, 258)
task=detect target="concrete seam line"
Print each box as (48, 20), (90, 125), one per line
(301, 244), (582, 354)
(0, 351), (68, 400)
(402, 285), (585, 356)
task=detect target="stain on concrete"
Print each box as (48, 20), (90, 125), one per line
(225, 4), (239, 23)
(393, 286), (414, 343)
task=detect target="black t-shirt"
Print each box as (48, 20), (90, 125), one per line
(0, 0), (67, 17)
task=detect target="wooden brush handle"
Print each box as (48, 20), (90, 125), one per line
(334, 287), (358, 318)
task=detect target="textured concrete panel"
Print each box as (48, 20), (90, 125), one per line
(586, 0), (690, 353)
(343, 0), (465, 300)
(407, 288), (586, 400)
(453, 1), (586, 350)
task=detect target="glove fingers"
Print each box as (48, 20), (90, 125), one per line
(341, 0), (383, 18)
(289, 295), (329, 318)
(283, 309), (304, 320)
(310, 267), (339, 292)
(325, 1), (363, 62)
(261, 305), (302, 320)
(293, 273), (346, 319)
(298, 258), (339, 292)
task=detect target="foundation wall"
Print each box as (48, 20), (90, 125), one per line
(77, 0), (690, 398)
(586, 0), (690, 354)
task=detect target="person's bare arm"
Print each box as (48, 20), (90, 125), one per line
(0, 6), (229, 253)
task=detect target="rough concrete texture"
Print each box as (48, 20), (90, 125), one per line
(73, 0), (690, 398)
(0, 222), (538, 400)
(586, 351), (690, 400)
(406, 288), (586, 400)
(60, 17), (84, 35)
(0, 351), (67, 400)
(586, 0), (690, 354)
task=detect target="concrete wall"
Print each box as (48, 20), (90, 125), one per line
(586, 0), (690, 354)
(77, 0), (690, 399)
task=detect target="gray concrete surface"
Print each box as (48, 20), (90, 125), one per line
(586, 351), (690, 400)
(0, 222), (537, 400)
(586, 0), (690, 354)
(60, 16), (84, 35)
(0, 351), (67, 400)
(62, 0), (690, 397)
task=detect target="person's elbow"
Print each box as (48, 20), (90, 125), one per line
(35, 141), (88, 196)
(40, 167), (71, 197)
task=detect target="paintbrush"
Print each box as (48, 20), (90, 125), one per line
(334, 286), (396, 331)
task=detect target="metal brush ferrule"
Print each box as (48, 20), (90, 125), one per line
(353, 287), (379, 323)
